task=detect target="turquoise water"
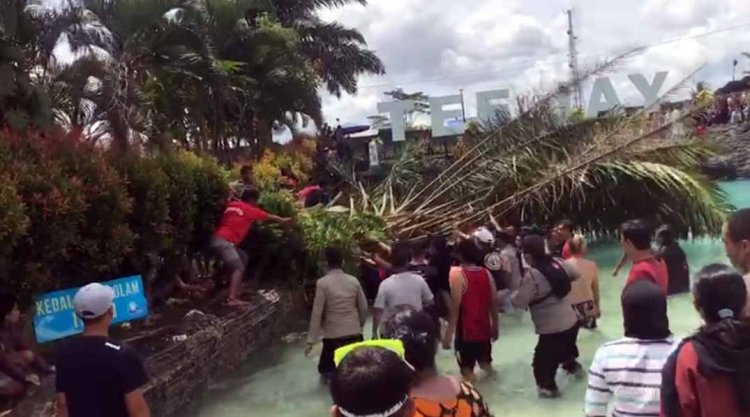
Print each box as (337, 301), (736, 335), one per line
(189, 180), (750, 417)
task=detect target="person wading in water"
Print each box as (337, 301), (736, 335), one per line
(512, 235), (582, 398)
(442, 240), (499, 381)
(306, 247), (369, 383)
(619, 219), (668, 294)
(656, 225), (690, 296)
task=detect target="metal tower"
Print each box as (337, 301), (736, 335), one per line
(567, 9), (583, 110)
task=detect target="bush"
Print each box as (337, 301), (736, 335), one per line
(183, 153), (230, 254)
(0, 130), (231, 302)
(157, 151), (198, 255)
(0, 176), (29, 287)
(0, 128), (385, 301)
(114, 153), (172, 267)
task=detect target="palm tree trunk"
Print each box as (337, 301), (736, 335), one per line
(255, 116), (273, 157)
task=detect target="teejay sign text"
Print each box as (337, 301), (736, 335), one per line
(377, 71), (669, 141)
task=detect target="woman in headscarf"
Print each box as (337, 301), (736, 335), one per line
(662, 264), (750, 417)
(512, 235), (581, 398)
(585, 280), (674, 417)
(382, 306), (492, 417)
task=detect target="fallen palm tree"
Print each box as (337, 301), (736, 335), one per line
(338, 54), (732, 239)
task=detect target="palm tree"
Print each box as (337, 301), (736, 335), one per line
(346, 55), (731, 239)
(0, 0), (56, 130)
(261, 0), (385, 97)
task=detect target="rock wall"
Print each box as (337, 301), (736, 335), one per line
(704, 125), (750, 178)
(11, 290), (297, 417)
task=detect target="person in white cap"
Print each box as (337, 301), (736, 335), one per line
(473, 227), (505, 293)
(55, 283), (150, 417)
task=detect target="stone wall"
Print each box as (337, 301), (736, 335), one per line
(704, 124), (750, 178)
(11, 290), (297, 417)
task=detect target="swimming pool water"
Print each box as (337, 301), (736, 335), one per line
(188, 180), (750, 417)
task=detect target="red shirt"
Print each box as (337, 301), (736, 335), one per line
(561, 240), (572, 260)
(664, 341), (743, 417)
(457, 267), (493, 342)
(627, 257), (669, 294)
(213, 201), (268, 245)
(297, 185), (321, 201)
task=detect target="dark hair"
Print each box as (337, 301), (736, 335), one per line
(0, 294), (17, 321)
(556, 219), (574, 233)
(691, 264), (750, 412)
(391, 242), (412, 269)
(240, 165), (252, 176)
(325, 247), (343, 269)
(522, 235), (571, 299)
(304, 188), (330, 208)
(727, 208), (750, 243)
(520, 225), (544, 238)
(240, 187), (261, 203)
(693, 264), (747, 325)
(495, 228), (514, 245)
(622, 280), (670, 339)
(381, 307), (439, 372)
(656, 225), (676, 246)
(456, 239), (483, 266)
(429, 236), (448, 254)
(620, 219), (653, 250)
(410, 239), (429, 259)
(330, 347), (414, 417)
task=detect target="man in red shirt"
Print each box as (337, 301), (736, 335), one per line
(620, 219), (668, 294)
(210, 188), (291, 307)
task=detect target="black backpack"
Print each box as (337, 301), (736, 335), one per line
(529, 257), (572, 306)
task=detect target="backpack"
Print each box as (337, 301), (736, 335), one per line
(529, 257), (572, 306)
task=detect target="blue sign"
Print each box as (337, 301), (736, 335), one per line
(33, 275), (149, 343)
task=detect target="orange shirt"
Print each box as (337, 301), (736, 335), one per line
(414, 381), (491, 417)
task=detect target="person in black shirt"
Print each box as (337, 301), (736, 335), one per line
(56, 283), (150, 417)
(656, 225), (690, 295)
(427, 237), (452, 331)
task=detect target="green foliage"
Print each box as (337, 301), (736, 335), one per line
(114, 153), (172, 267)
(157, 151), (199, 254)
(0, 129), (231, 301)
(298, 208), (386, 274)
(182, 152), (230, 253)
(0, 176), (29, 276)
(259, 189), (297, 218)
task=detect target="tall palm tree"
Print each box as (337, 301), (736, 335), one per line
(0, 0), (56, 130)
(262, 0), (385, 97)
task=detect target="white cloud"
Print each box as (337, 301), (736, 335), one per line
(319, 0), (750, 124)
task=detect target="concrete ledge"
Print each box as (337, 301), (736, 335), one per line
(11, 290), (295, 417)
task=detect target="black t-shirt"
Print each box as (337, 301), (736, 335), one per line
(56, 336), (148, 417)
(659, 244), (690, 295)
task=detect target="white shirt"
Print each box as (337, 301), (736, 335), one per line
(585, 337), (677, 417)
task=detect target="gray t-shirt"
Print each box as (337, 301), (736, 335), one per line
(374, 272), (434, 323)
(511, 259), (579, 335)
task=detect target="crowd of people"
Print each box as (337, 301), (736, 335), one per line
(308, 209), (750, 417)
(2, 192), (750, 417)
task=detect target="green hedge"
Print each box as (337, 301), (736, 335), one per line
(0, 128), (389, 302)
(0, 129), (230, 301)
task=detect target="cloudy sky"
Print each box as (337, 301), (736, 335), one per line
(318, 0), (750, 125)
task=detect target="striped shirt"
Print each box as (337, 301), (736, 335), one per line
(585, 337), (676, 417)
